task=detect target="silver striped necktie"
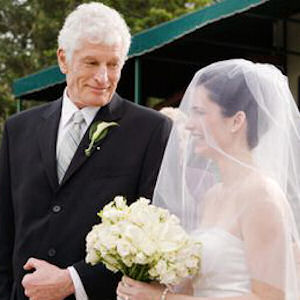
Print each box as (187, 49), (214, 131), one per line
(57, 110), (86, 183)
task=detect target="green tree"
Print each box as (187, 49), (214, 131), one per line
(0, 0), (214, 140)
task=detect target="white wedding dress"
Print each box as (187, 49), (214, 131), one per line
(192, 228), (251, 297)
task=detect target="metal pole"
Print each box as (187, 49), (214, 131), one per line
(283, 19), (288, 74)
(134, 58), (142, 105)
(16, 98), (23, 113)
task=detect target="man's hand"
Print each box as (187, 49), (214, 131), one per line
(22, 257), (75, 300)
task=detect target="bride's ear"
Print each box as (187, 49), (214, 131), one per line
(230, 111), (246, 133)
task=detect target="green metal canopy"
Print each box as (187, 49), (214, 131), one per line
(129, 0), (270, 57)
(12, 0), (270, 100)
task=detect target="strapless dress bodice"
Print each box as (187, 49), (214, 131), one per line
(192, 228), (251, 297)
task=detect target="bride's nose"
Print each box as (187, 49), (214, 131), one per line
(185, 119), (195, 132)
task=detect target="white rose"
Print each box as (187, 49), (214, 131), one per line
(114, 196), (127, 209)
(103, 254), (119, 268)
(102, 208), (125, 223)
(134, 252), (148, 264)
(123, 223), (144, 242)
(172, 262), (189, 278)
(96, 229), (118, 250)
(85, 249), (99, 265)
(136, 197), (151, 205)
(129, 209), (156, 228)
(139, 237), (156, 256)
(156, 224), (186, 252)
(122, 256), (134, 267)
(185, 257), (199, 269)
(160, 270), (177, 285)
(116, 240), (132, 257)
(105, 263), (119, 272)
(148, 267), (159, 278)
(124, 224), (156, 256)
(154, 260), (167, 275)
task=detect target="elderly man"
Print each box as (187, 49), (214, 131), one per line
(0, 2), (171, 300)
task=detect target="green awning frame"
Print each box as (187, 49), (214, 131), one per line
(13, 65), (66, 99)
(12, 0), (269, 99)
(129, 0), (269, 56)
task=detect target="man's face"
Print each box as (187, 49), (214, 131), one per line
(57, 39), (124, 108)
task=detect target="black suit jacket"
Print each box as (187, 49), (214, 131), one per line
(0, 93), (171, 300)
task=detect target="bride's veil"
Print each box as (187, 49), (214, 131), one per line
(153, 59), (300, 297)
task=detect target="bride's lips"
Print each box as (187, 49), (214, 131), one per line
(191, 133), (205, 140)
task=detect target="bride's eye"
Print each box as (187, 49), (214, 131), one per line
(191, 107), (206, 117)
(194, 109), (206, 116)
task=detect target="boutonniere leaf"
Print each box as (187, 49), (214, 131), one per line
(85, 121), (119, 157)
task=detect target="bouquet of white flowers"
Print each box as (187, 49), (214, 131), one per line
(85, 196), (201, 285)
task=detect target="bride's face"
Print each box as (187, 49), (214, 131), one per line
(186, 86), (235, 158)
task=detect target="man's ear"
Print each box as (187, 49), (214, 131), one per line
(231, 111), (246, 133)
(57, 49), (68, 74)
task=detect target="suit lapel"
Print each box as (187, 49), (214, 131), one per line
(38, 99), (62, 191)
(59, 93), (124, 187)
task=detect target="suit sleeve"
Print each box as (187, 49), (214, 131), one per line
(73, 260), (122, 300)
(0, 123), (15, 300)
(137, 116), (172, 199)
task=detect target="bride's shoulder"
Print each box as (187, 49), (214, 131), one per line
(240, 174), (289, 238)
(203, 182), (223, 200)
(241, 173), (287, 215)
(245, 173), (284, 197)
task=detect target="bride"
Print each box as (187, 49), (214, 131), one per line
(117, 59), (300, 299)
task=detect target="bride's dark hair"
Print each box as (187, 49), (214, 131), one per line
(197, 69), (259, 149)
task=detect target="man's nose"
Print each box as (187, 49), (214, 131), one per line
(94, 65), (108, 83)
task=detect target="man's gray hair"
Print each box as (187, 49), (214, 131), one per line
(58, 2), (131, 62)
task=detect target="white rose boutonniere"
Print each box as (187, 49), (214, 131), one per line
(85, 121), (119, 157)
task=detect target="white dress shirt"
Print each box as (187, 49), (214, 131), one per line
(56, 89), (100, 157)
(57, 89), (100, 300)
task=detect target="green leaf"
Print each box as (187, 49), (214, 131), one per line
(89, 122), (99, 140)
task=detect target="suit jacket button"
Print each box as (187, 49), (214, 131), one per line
(48, 248), (56, 257)
(52, 205), (62, 213)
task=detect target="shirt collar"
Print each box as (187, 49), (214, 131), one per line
(61, 88), (100, 128)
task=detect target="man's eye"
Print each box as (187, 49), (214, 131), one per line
(86, 61), (97, 66)
(109, 62), (119, 68)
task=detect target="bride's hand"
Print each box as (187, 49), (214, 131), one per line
(117, 276), (165, 300)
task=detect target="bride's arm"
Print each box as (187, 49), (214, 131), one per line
(117, 276), (262, 300)
(239, 185), (287, 300)
(117, 277), (284, 300)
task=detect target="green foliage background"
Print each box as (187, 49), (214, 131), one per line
(0, 0), (214, 140)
